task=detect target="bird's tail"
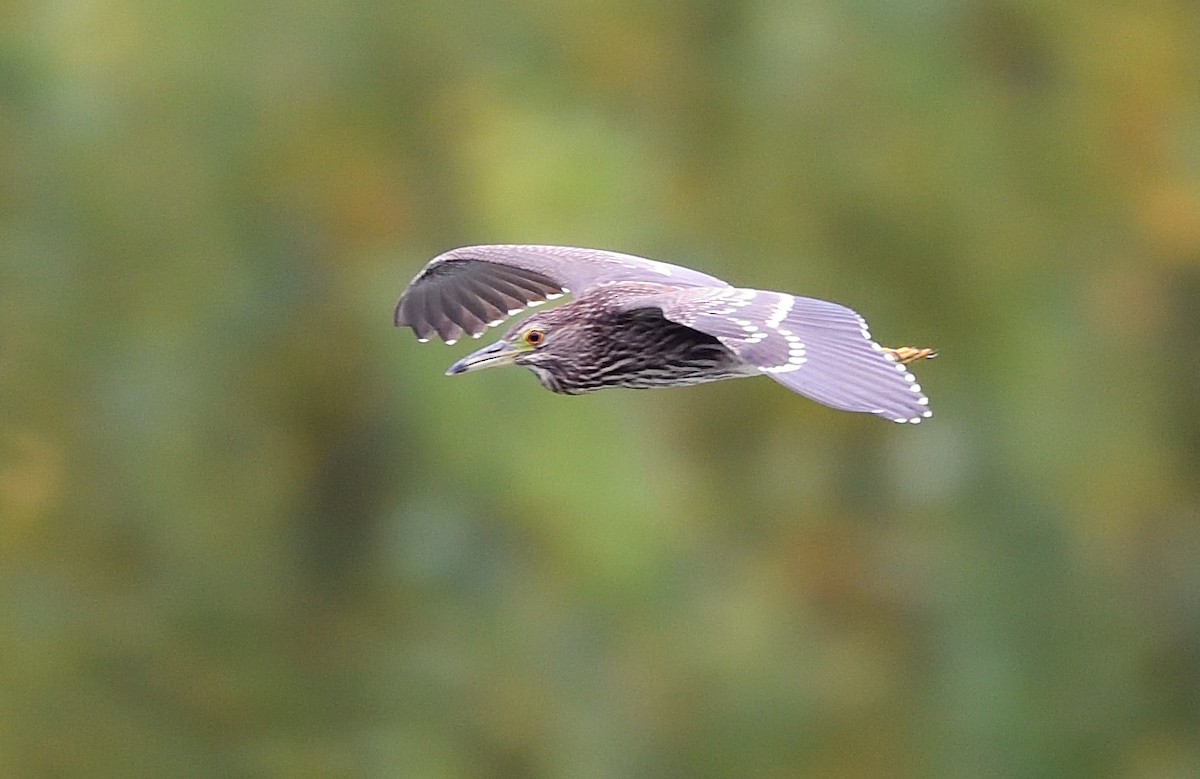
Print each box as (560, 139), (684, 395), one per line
(882, 346), (938, 365)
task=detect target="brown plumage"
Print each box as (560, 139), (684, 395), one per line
(395, 245), (936, 423)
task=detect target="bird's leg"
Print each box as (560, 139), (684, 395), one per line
(882, 346), (938, 365)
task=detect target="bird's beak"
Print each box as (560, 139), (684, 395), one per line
(445, 340), (520, 376)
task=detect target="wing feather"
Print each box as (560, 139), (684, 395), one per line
(483, 278), (548, 314)
(395, 245), (730, 342)
(404, 290), (436, 342)
(462, 279), (512, 325)
(625, 287), (932, 423)
(486, 265), (563, 298)
(428, 288), (465, 343)
(451, 287), (489, 337)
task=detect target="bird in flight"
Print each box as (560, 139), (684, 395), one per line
(394, 245), (936, 423)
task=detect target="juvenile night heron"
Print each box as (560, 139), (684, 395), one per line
(394, 245), (936, 423)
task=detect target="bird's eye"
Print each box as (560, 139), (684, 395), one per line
(523, 328), (545, 346)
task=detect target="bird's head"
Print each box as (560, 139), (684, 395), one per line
(444, 310), (588, 393)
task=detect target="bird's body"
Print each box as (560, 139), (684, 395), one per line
(395, 245), (936, 423)
(504, 282), (757, 394)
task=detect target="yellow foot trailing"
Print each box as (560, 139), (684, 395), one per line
(882, 346), (938, 365)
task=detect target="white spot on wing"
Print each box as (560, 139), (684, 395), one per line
(765, 293), (795, 329)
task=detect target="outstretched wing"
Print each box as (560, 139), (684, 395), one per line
(395, 245), (730, 343)
(626, 287), (933, 423)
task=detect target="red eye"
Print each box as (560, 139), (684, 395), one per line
(523, 329), (545, 346)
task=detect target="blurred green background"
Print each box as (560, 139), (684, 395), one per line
(3, 1), (1200, 777)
